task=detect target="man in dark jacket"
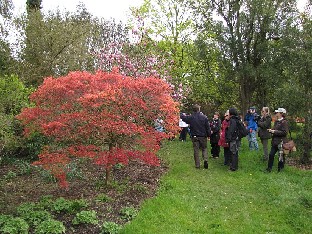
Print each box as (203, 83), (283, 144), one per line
(225, 108), (240, 171)
(181, 104), (211, 169)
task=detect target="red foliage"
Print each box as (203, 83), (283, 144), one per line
(17, 70), (180, 188)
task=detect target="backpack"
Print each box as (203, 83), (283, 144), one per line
(236, 119), (249, 139)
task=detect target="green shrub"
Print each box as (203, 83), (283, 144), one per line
(16, 202), (39, 214)
(101, 221), (122, 234)
(66, 162), (84, 180)
(0, 215), (12, 227)
(35, 219), (65, 234)
(37, 168), (57, 183)
(38, 195), (54, 210)
(19, 210), (52, 227)
(0, 216), (29, 234)
(0, 74), (32, 158)
(20, 131), (49, 160)
(69, 199), (89, 213)
(119, 207), (138, 221)
(4, 170), (17, 180)
(114, 163), (124, 170)
(51, 197), (89, 214)
(16, 160), (33, 175)
(133, 184), (149, 194)
(95, 193), (113, 203)
(72, 210), (98, 225)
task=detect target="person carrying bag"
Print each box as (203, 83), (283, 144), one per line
(266, 108), (289, 172)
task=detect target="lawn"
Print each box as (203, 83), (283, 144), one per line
(122, 138), (312, 234)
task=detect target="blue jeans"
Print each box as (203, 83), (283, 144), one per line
(247, 130), (259, 150)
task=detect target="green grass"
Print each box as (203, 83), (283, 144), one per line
(121, 137), (312, 234)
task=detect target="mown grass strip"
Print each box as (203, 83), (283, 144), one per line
(122, 138), (312, 234)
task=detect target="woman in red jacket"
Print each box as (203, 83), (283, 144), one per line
(218, 110), (231, 166)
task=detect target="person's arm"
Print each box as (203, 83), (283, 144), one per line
(181, 114), (191, 124)
(205, 118), (211, 137)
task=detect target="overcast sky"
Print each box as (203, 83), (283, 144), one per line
(13, 0), (144, 22)
(12, 0), (308, 21)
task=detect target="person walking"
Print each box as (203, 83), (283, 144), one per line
(266, 108), (289, 172)
(181, 104), (211, 169)
(244, 107), (259, 150)
(257, 107), (272, 161)
(210, 112), (221, 158)
(218, 110), (231, 166)
(225, 108), (241, 171)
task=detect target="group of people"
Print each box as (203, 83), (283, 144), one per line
(179, 104), (290, 172)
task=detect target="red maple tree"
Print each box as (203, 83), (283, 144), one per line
(17, 69), (180, 188)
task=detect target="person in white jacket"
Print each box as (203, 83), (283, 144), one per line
(179, 115), (189, 141)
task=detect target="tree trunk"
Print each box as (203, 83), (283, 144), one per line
(105, 143), (114, 186)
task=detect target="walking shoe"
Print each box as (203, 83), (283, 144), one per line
(204, 161), (208, 169)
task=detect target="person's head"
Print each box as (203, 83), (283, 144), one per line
(229, 107), (238, 117)
(261, 107), (270, 116)
(214, 112), (220, 119)
(224, 110), (230, 120)
(192, 104), (201, 113)
(274, 107), (286, 118)
(249, 106), (256, 114)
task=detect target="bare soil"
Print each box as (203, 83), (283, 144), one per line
(0, 159), (168, 233)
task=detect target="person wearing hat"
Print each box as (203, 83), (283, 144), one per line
(181, 104), (211, 169)
(244, 106), (259, 151)
(266, 108), (289, 172)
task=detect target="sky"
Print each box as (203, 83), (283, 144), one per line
(12, 0), (145, 22)
(12, 0), (308, 21)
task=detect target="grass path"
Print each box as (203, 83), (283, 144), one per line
(121, 138), (312, 234)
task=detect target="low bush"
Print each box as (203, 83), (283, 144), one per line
(119, 207), (138, 221)
(101, 221), (122, 234)
(35, 219), (65, 234)
(51, 197), (89, 214)
(72, 210), (98, 225)
(0, 216), (29, 234)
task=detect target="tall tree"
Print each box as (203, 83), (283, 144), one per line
(16, 3), (128, 87)
(277, 3), (312, 163)
(191, 0), (298, 113)
(0, 0), (13, 75)
(130, 0), (196, 104)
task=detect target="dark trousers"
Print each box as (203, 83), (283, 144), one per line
(261, 138), (269, 160)
(268, 144), (285, 170)
(229, 140), (240, 170)
(191, 136), (208, 168)
(223, 147), (231, 165)
(179, 127), (188, 141)
(211, 142), (220, 157)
